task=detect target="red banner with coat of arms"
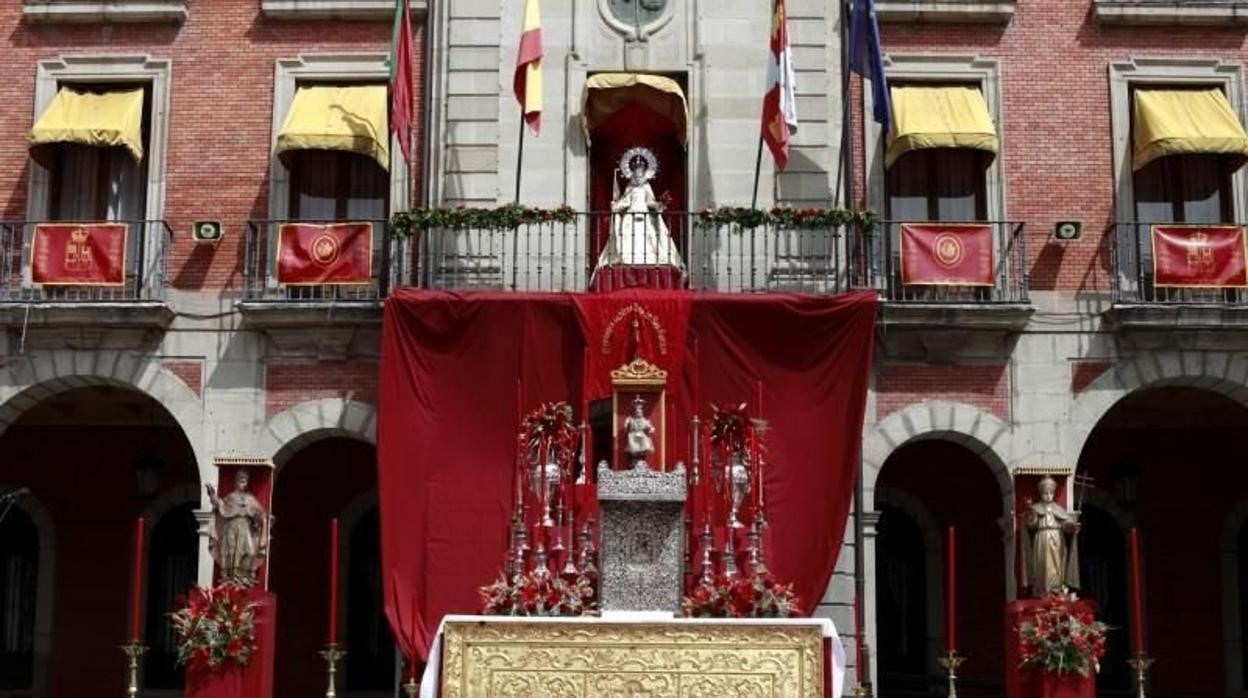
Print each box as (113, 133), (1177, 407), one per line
(276, 222), (373, 285)
(1152, 224), (1248, 288)
(31, 223), (128, 286)
(900, 222), (995, 287)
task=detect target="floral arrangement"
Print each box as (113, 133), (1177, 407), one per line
(694, 206), (877, 232)
(682, 571), (800, 618)
(389, 204), (577, 236)
(170, 584), (261, 672)
(707, 402), (750, 452)
(1018, 594), (1108, 677)
(479, 570), (597, 616)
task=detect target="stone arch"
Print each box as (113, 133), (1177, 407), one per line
(863, 400), (1013, 514)
(258, 398), (377, 469)
(1069, 351), (1248, 467)
(0, 351), (207, 480)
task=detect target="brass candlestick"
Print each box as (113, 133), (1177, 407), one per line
(1128, 651), (1154, 698)
(849, 683), (874, 697)
(937, 650), (965, 698)
(402, 677), (419, 697)
(320, 643), (346, 698)
(121, 642), (146, 698)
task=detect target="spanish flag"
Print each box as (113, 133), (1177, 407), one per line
(514, 0), (543, 134)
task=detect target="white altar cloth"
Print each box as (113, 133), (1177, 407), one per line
(420, 613), (846, 698)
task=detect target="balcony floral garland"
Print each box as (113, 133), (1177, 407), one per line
(682, 571), (801, 618)
(694, 206), (877, 232)
(1018, 593), (1109, 677)
(388, 204), (577, 237)
(170, 584), (261, 672)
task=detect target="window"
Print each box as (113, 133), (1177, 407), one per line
(0, 507), (37, 691)
(886, 149), (989, 221)
(1133, 154), (1233, 224)
(287, 149), (389, 221)
(43, 84), (152, 224)
(23, 0), (188, 23)
(144, 503), (199, 689)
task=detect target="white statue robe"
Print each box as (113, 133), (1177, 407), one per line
(595, 182), (685, 270)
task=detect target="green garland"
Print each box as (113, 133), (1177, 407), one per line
(694, 206), (877, 231)
(388, 204), (577, 237)
(388, 204), (876, 237)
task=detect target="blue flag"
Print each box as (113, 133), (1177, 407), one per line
(848, 0), (891, 136)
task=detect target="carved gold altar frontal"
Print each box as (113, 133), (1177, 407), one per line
(440, 620), (824, 697)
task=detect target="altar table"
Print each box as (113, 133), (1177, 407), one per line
(420, 614), (846, 697)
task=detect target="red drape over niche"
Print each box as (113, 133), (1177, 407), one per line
(378, 289), (876, 663)
(589, 103), (687, 264)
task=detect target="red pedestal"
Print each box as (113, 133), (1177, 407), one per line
(186, 591), (276, 698)
(1004, 599), (1097, 698)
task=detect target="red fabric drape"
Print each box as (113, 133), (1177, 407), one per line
(379, 289), (876, 662)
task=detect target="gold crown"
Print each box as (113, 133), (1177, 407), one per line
(70, 227), (89, 243)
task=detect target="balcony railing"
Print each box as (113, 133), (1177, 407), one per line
(0, 220), (171, 303)
(241, 220), (397, 302)
(867, 220), (1029, 304)
(411, 211), (853, 294)
(1108, 221), (1248, 305)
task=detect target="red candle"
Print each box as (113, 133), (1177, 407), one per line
(128, 516), (146, 643)
(946, 526), (956, 652)
(1129, 527), (1144, 654)
(328, 518), (340, 643)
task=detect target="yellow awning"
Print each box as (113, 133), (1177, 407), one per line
(581, 73), (689, 146)
(1132, 88), (1248, 171)
(28, 87), (145, 162)
(885, 85), (999, 168)
(276, 85), (389, 171)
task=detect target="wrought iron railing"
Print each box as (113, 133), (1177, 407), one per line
(241, 219), (397, 302)
(863, 220), (1029, 304)
(1108, 221), (1248, 305)
(410, 211), (853, 294)
(0, 220), (172, 303)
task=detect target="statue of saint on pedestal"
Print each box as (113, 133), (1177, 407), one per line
(624, 395), (656, 469)
(206, 469), (269, 588)
(595, 147), (685, 271)
(1020, 475), (1080, 597)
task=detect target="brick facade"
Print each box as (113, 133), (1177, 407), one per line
(0, 1), (424, 291)
(264, 359), (378, 419)
(876, 362), (1010, 422)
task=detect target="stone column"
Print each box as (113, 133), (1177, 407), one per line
(597, 462), (687, 613)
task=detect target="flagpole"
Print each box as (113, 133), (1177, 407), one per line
(515, 117), (526, 204)
(834, 0), (852, 208)
(750, 135), (764, 210)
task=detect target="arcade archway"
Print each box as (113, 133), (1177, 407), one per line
(0, 383), (199, 698)
(874, 438), (1007, 697)
(1078, 386), (1248, 697)
(270, 436), (393, 698)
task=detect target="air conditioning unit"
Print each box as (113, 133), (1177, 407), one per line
(1054, 221), (1082, 241)
(192, 220), (223, 245)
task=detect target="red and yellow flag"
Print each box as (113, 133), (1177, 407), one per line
(1152, 224), (1248, 288)
(761, 0), (798, 170)
(31, 223), (127, 286)
(900, 223), (995, 286)
(514, 0), (543, 134)
(277, 223), (373, 285)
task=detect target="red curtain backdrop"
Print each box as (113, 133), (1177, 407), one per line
(378, 289), (876, 663)
(1151, 224), (1248, 288)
